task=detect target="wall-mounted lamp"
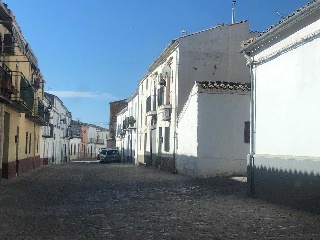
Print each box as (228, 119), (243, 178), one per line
(45, 105), (52, 113)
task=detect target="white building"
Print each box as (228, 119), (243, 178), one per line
(240, 1), (320, 212)
(69, 120), (81, 160)
(40, 93), (71, 164)
(177, 81), (250, 177)
(137, 21), (254, 173)
(116, 91), (138, 164)
(87, 125), (97, 158)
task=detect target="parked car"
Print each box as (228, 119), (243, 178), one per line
(99, 149), (121, 163)
(97, 148), (107, 160)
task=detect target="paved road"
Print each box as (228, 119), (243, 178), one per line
(0, 162), (320, 239)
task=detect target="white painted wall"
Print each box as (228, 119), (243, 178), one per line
(197, 90), (250, 177)
(178, 22), (252, 115)
(69, 137), (81, 160)
(254, 18), (320, 157)
(177, 84), (250, 177)
(41, 94), (71, 164)
(176, 86), (198, 176)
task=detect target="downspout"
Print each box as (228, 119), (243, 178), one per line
(173, 49), (179, 173)
(137, 92), (140, 165)
(244, 52), (256, 196)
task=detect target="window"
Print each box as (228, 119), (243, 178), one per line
(158, 87), (164, 106)
(3, 34), (14, 54)
(244, 121), (250, 143)
(29, 133), (32, 154)
(71, 144), (73, 156)
(159, 127), (163, 151)
(146, 96), (151, 112)
(146, 79), (148, 90)
(164, 127), (170, 152)
(25, 132), (28, 154)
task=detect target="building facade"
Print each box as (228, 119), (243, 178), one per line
(43, 93), (72, 164)
(240, 0), (320, 212)
(176, 81), (250, 177)
(116, 91), (138, 164)
(137, 21), (254, 173)
(0, 2), (49, 178)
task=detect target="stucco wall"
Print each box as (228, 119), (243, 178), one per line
(176, 89), (198, 176)
(177, 85), (250, 177)
(254, 18), (320, 157)
(178, 22), (251, 115)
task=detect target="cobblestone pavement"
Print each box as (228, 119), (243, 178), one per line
(1, 162), (320, 240)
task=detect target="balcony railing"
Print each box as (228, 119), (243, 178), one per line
(96, 139), (104, 144)
(0, 61), (13, 104)
(27, 99), (50, 126)
(157, 87), (164, 107)
(11, 72), (34, 113)
(146, 96), (156, 116)
(42, 124), (54, 138)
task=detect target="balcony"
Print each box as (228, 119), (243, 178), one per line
(27, 99), (50, 126)
(96, 139), (104, 145)
(0, 61), (13, 104)
(11, 72), (34, 113)
(146, 96), (156, 116)
(42, 124), (54, 138)
(157, 104), (172, 121)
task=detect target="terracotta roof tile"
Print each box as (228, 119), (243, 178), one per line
(197, 81), (251, 91)
(242, 0), (319, 47)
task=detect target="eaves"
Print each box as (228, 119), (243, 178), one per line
(239, 0), (320, 53)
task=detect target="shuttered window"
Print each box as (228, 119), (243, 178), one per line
(3, 34), (14, 55)
(164, 127), (170, 152)
(244, 121), (250, 143)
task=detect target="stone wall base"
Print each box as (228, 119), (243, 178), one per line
(2, 156), (41, 179)
(2, 161), (16, 179)
(40, 158), (49, 166)
(250, 155), (320, 214)
(154, 156), (175, 174)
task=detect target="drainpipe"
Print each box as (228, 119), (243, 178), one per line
(173, 49), (179, 173)
(244, 52), (256, 196)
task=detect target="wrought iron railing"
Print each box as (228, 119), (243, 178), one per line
(0, 60), (13, 101)
(11, 72), (34, 111)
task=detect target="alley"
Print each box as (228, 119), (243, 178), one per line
(0, 162), (320, 239)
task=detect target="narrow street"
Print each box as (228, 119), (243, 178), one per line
(0, 162), (320, 239)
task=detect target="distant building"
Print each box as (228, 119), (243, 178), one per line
(115, 90), (139, 164)
(42, 93), (72, 164)
(108, 99), (127, 148)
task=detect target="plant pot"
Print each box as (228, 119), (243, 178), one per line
(1, 80), (10, 89)
(10, 86), (18, 94)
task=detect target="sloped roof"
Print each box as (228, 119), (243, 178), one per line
(197, 81), (251, 91)
(147, 21), (248, 74)
(241, 0), (320, 51)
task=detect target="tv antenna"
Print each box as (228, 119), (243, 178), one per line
(276, 11), (285, 19)
(232, 1), (236, 24)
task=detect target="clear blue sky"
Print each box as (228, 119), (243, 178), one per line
(4, 0), (310, 128)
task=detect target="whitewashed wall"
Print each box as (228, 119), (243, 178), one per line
(254, 18), (320, 158)
(69, 137), (81, 160)
(177, 84), (250, 177)
(176, 86), (198, 176)
(127, 92), (138, 164)
(178, 22), (251, 115)
(197, 90), (250, 177)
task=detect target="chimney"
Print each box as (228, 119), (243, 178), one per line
(232, 0), (236, 24)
